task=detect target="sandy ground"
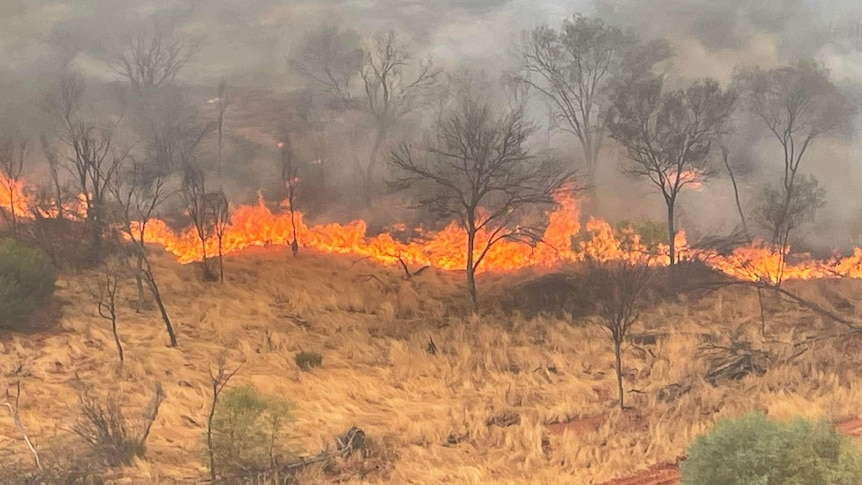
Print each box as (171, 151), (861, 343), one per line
(2, 246), (862, 483)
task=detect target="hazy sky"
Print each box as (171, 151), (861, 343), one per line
(1, 0), (860, 87)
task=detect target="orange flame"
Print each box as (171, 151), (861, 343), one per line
(5, 173), (862, 283)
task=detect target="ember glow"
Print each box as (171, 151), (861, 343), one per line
(3, 173), (862, 281)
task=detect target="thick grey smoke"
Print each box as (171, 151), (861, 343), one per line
(1, 0), (861, 249)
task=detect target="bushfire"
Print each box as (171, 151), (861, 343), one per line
(2, 173), (861, 282)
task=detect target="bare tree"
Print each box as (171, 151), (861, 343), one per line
(208, 190), (230, 282)
(278, 136), (300, 256)
(44, 70), (129, 261)
(182, 164), (218, 281)
(720, 144), (749, 237)
(608, 76), (736, 265)
(206, 355), (244, 482)
(361, 30), (439, 205)
(114, 26), (199, 92)
(734, 61), (854, 244)
(389, 76), (573, 312)
(93, 256), (126, 364)
(209, 79), (231, 171)
(754, 175), (826, 284)
(517, 15), (634, 215)
(2, 382), (42, 472)
(0, 134), (28, 237)
(585, 259), (653, 409)
(110, 159), (178, 347)
(289, 24), (364, 106)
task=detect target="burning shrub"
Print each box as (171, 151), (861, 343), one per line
(207, 385), (296, 478)
(0, 238), (57, 329)
(680, 412), (862, 484)
(295, 351), (322, 371)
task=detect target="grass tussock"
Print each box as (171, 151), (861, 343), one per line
(1, 246), (862, 483)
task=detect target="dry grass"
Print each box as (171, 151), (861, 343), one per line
(2, 247), (862, 484)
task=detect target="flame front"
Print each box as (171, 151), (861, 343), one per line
(4, 172), (862, 282)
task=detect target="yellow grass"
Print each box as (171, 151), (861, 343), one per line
(2, 247), (862, 484)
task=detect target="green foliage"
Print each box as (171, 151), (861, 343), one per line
(295, 351), (322, 371)
(0, 238), (57, 328)
(571, 220), (668, 254)
(680, 412), (862, 485)
(613, 220), (668, 250)
(209, 386), (296, 476)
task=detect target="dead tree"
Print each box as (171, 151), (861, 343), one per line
(209, 79), (231, 171)
(389, 76), (573, 312)
(289, 24), (364, 106)
(517, 15), (639, 216)
(278, 136), (300, 256)
(608, 77), (736, 265)
(44, 70), (129, 262)
(734, 61), (853, 286)
(0, 134), (28, 237)
(182, 164), (217, 280)
(720, 144), (749, 237)
(208, 190), (230, 282)
(206, 356), (244, 482)
(94, 257), (126, 363)
(2, 382), (42, 472)
(114, 26), (199, 92)
(110, 160), (178, 347)
(360, 30), (439, 206)
(734, 61), (854, 245)
(585, 259), (653, 409)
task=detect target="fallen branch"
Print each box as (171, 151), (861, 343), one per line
(697, 280), (861, 330)
(2, 381), (43, 472)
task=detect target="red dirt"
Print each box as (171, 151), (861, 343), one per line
(596, 462), (680, 485)
(546, 417), (601, 436)
(594, 417), (862, 485)
(837, 417), (862, 437)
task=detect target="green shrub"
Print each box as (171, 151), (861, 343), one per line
(0, 239), (57, 328)
(208, 386), (296, 477)
(680, 412), (862, 485)
(613, 220), (668, 251)
(295, 351), (322, 371)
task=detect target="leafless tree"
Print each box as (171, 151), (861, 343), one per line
(39, 133), (66, 221)
(734, 61), (854, 244)
(0, 134), (28, 237)
(114, 26), (199, 92)
(720, 144), (749, 237)
(361, 30), (439, 205)
(208, 190), (230, 282)
(608, 77), (736, 265)
(93, 256), (126, 364)
(517, 15), (633, 215)
(182, 164), (218, 281)
(389, 76), (574, 312)
(44, 70), (130, 261)
(585, 259), (653, 409)
(2, 382), (42, 472)
(209, 79), (231, 171)
(289, 24), (364, 106)
(754, 175), (826, 283)
(206, 355), (244, 482)
(278, 136), (300, 256)
(110, 159), (178, 347)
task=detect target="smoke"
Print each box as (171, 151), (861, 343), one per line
(1, 0), (861, 248)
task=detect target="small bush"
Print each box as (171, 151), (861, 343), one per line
(72, 385), (164, 468)
(209, 386), (296, 477)
(680, 412), (862, 485)
(295, 351), (322, 371)
(0, 238), (57, 329)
